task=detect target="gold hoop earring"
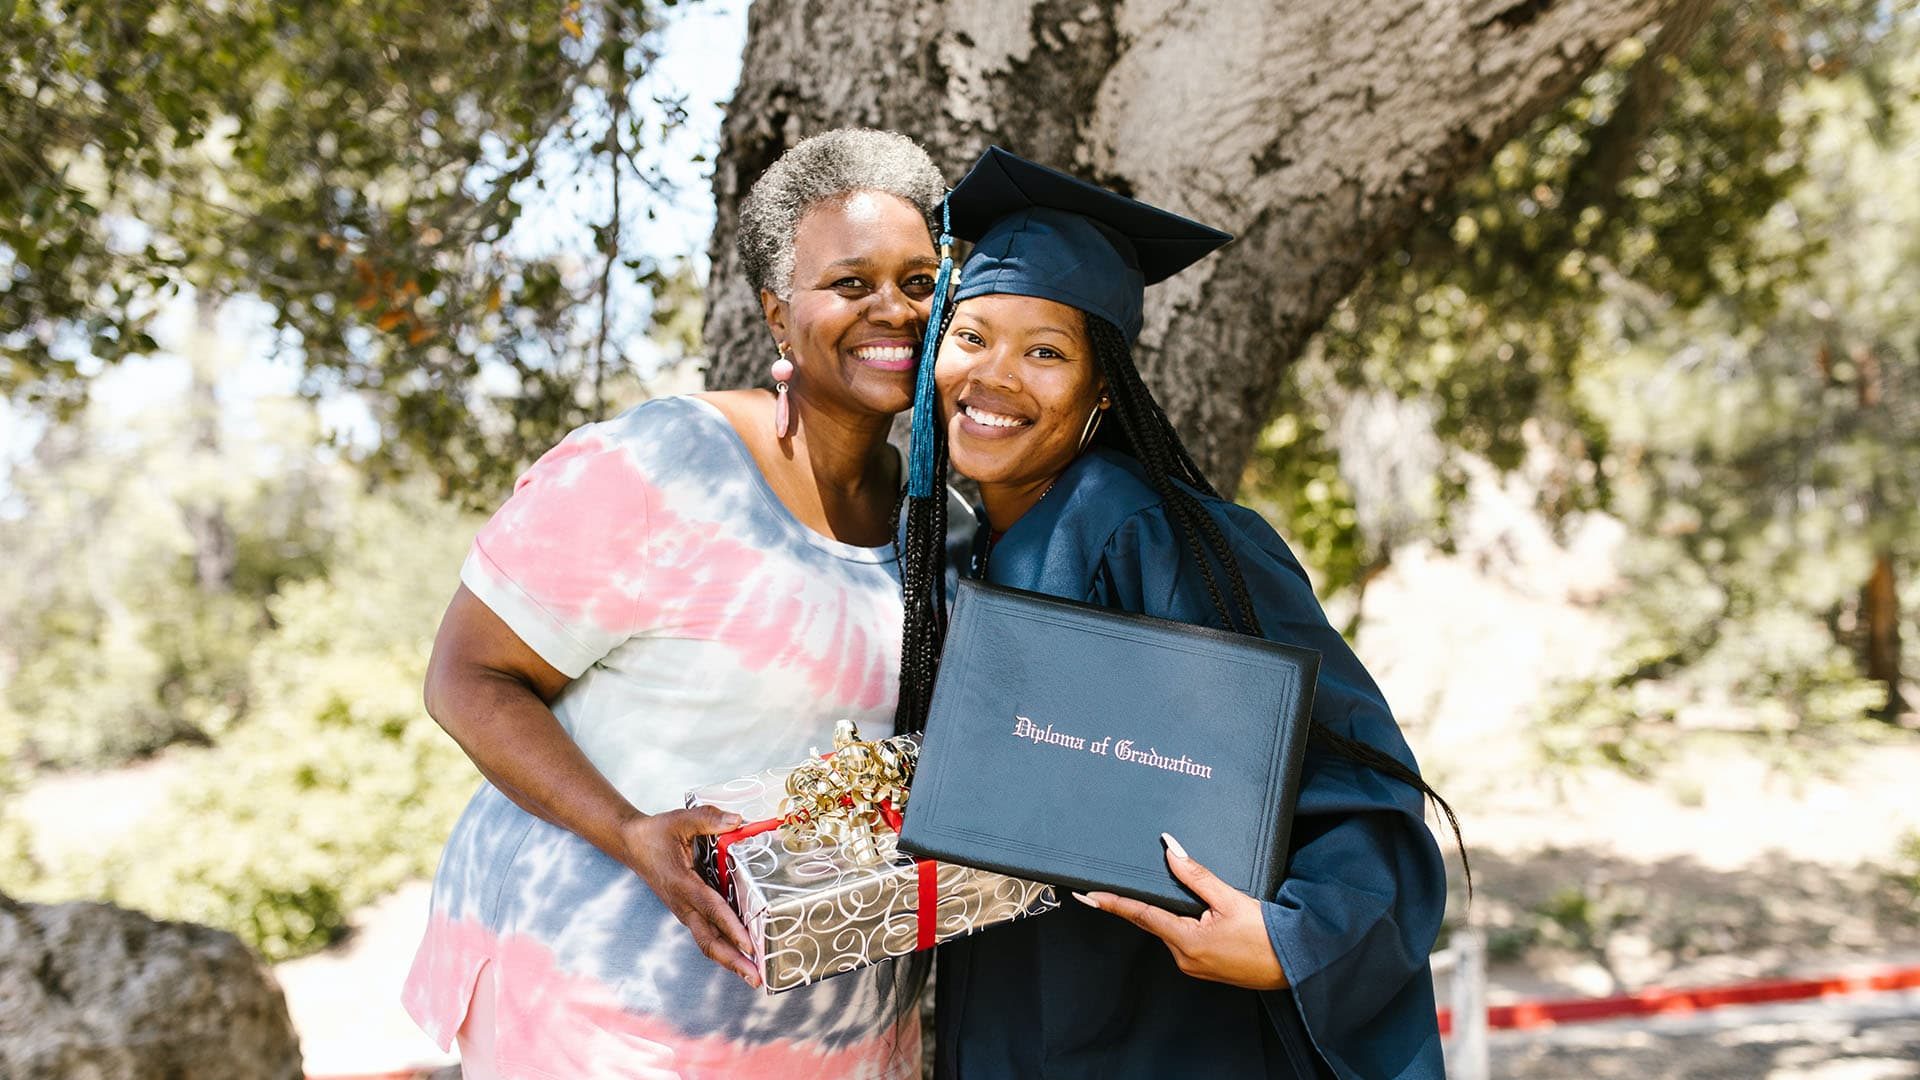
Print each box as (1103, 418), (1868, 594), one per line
(1077, 396), (1110, 454)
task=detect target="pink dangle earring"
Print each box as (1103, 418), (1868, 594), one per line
(771, 343), (795, 438)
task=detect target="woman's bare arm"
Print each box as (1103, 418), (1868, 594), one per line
(423, 584), (761, 985)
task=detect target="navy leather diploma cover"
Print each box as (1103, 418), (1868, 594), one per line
(899, 579), (1320, 917)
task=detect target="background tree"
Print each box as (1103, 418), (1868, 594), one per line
(1541, 44), (1920, 749)
(2, 0), (683, 501)
(0, 342), (335, 768)
(703, 0), (1696, 488)
(1244, 0), (1918, 732)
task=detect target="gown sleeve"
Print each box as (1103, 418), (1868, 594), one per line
(1088, 505), (1449, 1080)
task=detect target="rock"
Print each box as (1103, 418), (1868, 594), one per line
(0, 890), (302, 1080)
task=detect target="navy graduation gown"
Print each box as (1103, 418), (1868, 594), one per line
(934, 448), (1447, 1080)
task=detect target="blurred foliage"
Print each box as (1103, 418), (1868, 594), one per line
(3, 0), (688, 501)
(1, 376), (481, 957)
(52, 487), (477, 960)
(1245, 1), (1918, 749)
(0, 350), (338, 768)
(1253, 0), (1891, 583)
(1474, 881), (1648, 968)
(0, 714), (34, 878)
(1542, 37), (1920, 761)
(1892, 831), (1920, 915)
(1241, 407), (1367, 601)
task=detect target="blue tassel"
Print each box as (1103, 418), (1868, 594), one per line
(907, 197), (954, 499)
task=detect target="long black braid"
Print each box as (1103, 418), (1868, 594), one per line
(895, 310), (1467, 889)
(892, 405), (950, 737)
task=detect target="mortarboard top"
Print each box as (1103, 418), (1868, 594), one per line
(945, 146), (1231, 343)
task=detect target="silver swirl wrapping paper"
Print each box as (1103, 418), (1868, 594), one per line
(686, 744), (1060, 994)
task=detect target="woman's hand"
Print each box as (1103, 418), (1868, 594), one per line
(619, 806), (762, 988)
(1074, 832), (1289, 991)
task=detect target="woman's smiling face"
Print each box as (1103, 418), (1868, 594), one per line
(772, 190), (940, 419)
(936, 293), (1106, 499)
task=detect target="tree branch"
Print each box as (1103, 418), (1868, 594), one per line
(1564, 0), (1716, 218)
(591, 3), (627, 418)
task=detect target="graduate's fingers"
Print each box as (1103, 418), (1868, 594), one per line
(1161, 832), (1247, 913)
(1074, 890), (1198, 950)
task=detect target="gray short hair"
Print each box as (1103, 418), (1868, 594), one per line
(736, 128), (945, 300)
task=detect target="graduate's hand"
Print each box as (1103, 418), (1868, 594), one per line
(1074, 832), (1289, 992)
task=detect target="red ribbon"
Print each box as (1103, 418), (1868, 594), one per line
(877, 801), (939, 951)
(712, 797), (939, 952)
(711, 816), (782, 900)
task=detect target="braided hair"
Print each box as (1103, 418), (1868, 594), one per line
(894, 309), (1467, 884)
(893, 378), (951, 736)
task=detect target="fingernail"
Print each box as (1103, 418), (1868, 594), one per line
(1071, 891), (1098, 908)
(1161, 832), (1189, 860)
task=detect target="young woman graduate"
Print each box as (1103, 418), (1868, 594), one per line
(892, 147), (1463, 1079)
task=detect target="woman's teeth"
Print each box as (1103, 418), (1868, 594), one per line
(854, 345), (914, 364)
(964, 405), (1029, 429)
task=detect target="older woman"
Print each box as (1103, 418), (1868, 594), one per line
(403, 129), (947, 1080)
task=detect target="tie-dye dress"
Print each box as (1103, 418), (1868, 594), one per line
(403, 395), (927, 1080)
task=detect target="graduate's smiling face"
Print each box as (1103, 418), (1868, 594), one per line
(936, 293), (1108, 503)
(761, 190), (940, 419)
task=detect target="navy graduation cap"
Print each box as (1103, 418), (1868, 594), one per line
(948, 146), (1232, 343)
(904, 147), (1231, 498)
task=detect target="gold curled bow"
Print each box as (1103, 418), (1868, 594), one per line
(778, 719), (919, 865)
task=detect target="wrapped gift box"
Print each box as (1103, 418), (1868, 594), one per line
(685, 722), (1058, 993)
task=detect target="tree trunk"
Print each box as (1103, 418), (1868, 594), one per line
(183, 294), (235, 594)
(1863, 549), (1904, 718)
(704, 0), (1689, 494)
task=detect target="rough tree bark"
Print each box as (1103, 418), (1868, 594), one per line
(704, 0), (1691, 494)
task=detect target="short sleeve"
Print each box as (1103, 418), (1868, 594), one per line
(461, 422), (654, 678)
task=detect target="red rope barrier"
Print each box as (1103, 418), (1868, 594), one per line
(1438, 962), (1920, 1035)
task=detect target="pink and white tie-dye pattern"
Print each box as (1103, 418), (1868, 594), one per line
(470, 429), (667, 642)
(467, 415), (895, 712)
(409, 915), (918, 1080)
(405, 397), (937, 1079)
